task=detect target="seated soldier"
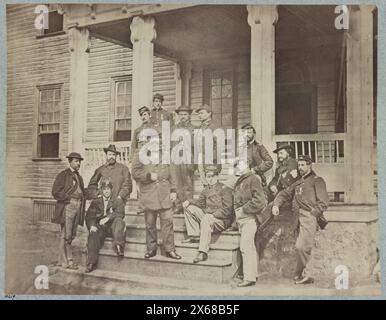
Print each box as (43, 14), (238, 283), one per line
(182, 165), (234, 263)
(85, 179), (126, 273)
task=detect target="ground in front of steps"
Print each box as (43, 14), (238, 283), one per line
(5, 219), (381, 297)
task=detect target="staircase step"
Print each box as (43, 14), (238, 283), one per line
(124, 211), (186, 228)
(96, 249), (238, 283)
(125, 224), (240, 245)
(104, 237), (239, 262)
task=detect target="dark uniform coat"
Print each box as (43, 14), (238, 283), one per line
(247, 140), (273, 185)
(233, 171), (268, 224)
(268, 158), (299, 192)
(85, 197), (125, 229)
(130, 121), (160, 160)
(151, 107), (174, 127)
(131, 152), (177, 211)
(273, 170), (329, 217)
(51, 168), (86, 225)
(190, 182), (234, 229)
(88, 162), (132, 201)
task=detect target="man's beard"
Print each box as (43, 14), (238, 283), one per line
(107, 158), (116, 165)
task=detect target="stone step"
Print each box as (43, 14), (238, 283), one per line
(95, 248), (238, 283)
(124, 211), (186, 228)
(125, 224), (240, 246)
(104, 237), (239, 262)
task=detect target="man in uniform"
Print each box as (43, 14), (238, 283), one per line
(88, 144), (132, 203)
(151, 93), (174, 127)
(52, 152), (86, 269)
(172, 105), (196, 214)
(268, 143), (299, 202)
(195, 104), (221, 186)
(181, 165), (234, 263)
(131, 141), (182, 260)
(272, 155), (329, 284)
(233, 158), (267, 287)
(85, 179), (126, 273)
(241, 123), (273, 187)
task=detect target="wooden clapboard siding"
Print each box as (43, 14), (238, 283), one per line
(317, 82), (336, 133)
(86, 36), (177, 143)
(7, 4), (70, 199)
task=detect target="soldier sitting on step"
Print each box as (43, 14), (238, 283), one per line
(85, 179), (126, 273)
(182, 165), (234, 263)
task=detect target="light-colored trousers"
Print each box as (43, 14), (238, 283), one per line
(238, 217), (258, 282)
(184, 205), (226, 254)
(295, 208), (318, 277)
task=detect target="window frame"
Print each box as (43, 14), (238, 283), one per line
(110, 75), (133, 142)
(35, 7), (65, 39)
(33, 83), (64, 160)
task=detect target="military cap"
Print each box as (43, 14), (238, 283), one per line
(297, 154), (313, 164)
(273, 143), (294, 154)
(103, 144), (121, 155)
(195, 104), (212, 114)
(204, 164), (221, 176)
(138, 106), (150, 116)
(66, 152), (84, 161)
(153, 93), (164, 102)
(241, 123), (256, 133)
(100, 178), (113, 189)
(175, 105), (193, 114)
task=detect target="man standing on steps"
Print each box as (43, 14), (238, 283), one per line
(272, 155), (329, 285)
(52, 152), (86, 270)
(88, 144), (132, 204)
(172, 105), (196, 215)
(85, 179), (126, 273)
(131, 139), (182, 260)
(181, 165), (234, 263)
(233, 158), (267, 287)
(150, 93), (174, 128)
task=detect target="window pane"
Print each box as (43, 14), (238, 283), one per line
(211, 85), (221, 99)
(211, 77), (221, 86)
(211, 99), (222, 114)
(54, 89), (61, 100)
(117, 82), (126, 95)
(222, 84), (233, 98)
(222, 98), (233, 113)
(115, 130), (131, 142)
(222, 113), (232, 126)
(222, 73), (232, 85)
(39, 133), (59, 158)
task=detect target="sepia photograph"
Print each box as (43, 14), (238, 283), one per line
(3, 1), (382, 297)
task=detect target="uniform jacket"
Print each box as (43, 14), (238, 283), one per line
(233, 171), (267, 223)
(130, 122), (159, 161)
(51, 168), (86, 225)
(268, 158), (299, 192)
(190, 182), (234, 228)
(172, 120), (197, 171)
(151, 107), (174, 127)
(273, 170), (329, 217)
(247, 140), (274, 175)
(131, 152), (177, 211)
(88, 162), (132, 201)
(196, 119), (220, 165)
(85, 196), (125, 229)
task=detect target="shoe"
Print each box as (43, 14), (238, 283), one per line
(193, 252), (208, 263)
(237, 280), (256, 287)
(235, 274), (244, 281)
(295, 276), (314, 285)
(144, 251), (157, 259)
(181, 237), (199, 244)
(85, 264), (94, 273)
(293, 275), (302, 282)
(116, 245), (124, 257)
(166, 251), (182, 260)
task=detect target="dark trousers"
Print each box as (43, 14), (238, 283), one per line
(174, 165), (194, 211)
(145, 208), (175, 253)
(87, 217), (126, 265)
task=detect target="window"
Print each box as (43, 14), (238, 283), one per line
(204, 69), (236, 129)
(113, 79), (132, 141)
(37, 85), (62, 158)
(44, 10), (63, 35)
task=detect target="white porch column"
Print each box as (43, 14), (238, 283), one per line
(181, 61), (192, 106)
(130, 16), (156, 132)
(345, 5), (376, 204)
(247, 5), (278, 153)
(68, 27), (90, 154)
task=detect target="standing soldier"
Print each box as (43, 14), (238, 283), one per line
(52, 152), (86, 270)
(131, 141), (182, 260)
(268, 143), (299, 202)
(241, 123), (273, 187)
(88, 144), (132, 203)
(272, 155), (329, 284)
(181, 165), (234, 263)
(151, 93), (174, 128)
(172, 105), (196, 214)
(233, 158), (267, 287)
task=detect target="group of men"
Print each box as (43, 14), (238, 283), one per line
(51, 92), (329, 287)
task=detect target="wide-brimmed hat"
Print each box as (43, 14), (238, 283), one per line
(66, 152), (84, 161)
(175, 105), (193, 114)
(103, 144), (121, 155)
(195, 104), (212, 114)
(273, 143), (294, 154)
(153, 93), (164, 102)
